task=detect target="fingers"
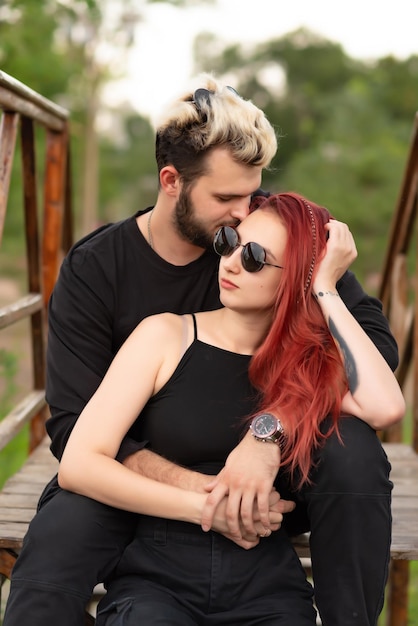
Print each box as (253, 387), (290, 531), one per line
(327, 220), (357, 258)
(239, 488), (268, 535)
(224, 533), (260, 550)
(276, 498), (296, 514)
(314, 220), (357, 287)
(203, 476), (218, 493)
(201, 482), (229, 532)
(224, 488), (245, 538)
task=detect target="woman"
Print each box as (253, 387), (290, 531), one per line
(58, 193), (404, 625)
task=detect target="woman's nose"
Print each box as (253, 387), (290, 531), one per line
(222, 246), (242, 273)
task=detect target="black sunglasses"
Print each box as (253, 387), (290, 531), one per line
(191, 86), (239, 112)
(213, 226), (284, 273)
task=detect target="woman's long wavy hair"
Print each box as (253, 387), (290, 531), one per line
(249, 193), (348, 487)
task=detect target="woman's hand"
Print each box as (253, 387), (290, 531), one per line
(201, 431), (295, 537)
(210, 489), (289, 549)
(313, 219), (358, 292)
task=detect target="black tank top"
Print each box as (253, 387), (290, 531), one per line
(127, 314), (259, 475)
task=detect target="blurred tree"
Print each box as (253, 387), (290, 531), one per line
(98, 108), (157, 225)
(193, 27), (417, 286)
(0, 0), (215, 240)
(0, 0), (140, 236)
(1, 10), (416, 282)
(371, 54), (418, 121)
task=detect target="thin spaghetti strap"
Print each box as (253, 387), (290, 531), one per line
(191, 313), (198, 340)
(180, 314), (197, 359)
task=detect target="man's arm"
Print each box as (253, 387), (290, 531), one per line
(123, 443), (294, 544)
(336, 271), (398, 371)
(46, 255), (111, 457)
(46, 234), (144, 460)
(123, 447), (209, 493)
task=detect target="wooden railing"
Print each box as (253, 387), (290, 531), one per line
(378, 112), (418, 626)
(0, 69), (73, 454)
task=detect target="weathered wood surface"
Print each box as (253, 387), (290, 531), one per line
(0, 437), (57, 551)
(0, 390), (47, 450)
(384, 443), (418, 560)
(0, 439), (417, 559)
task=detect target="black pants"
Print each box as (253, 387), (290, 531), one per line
(96, 517), (316, 625)
(4, 417), (392, 626)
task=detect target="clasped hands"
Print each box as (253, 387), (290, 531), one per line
(200, 431), (295, 549)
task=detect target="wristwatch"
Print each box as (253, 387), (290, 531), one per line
(249, 413), (285, 448)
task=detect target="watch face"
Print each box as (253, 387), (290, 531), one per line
(253, 413), (277, 437)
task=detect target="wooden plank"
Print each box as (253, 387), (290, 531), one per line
(21, 115), (46, 400)
(0, 527), (30, 549)
(0, 493), (42, 508)
(0, 86), (66, 132)
(379, 112), (418, 309)
(0, 509), (37, 523)
(0, 110), (19, 242)
(0, 70), (68, 122)
(383, 442), (418, 457)
(0, 548), (18, 578)
(42, 128), (68, 306)
(386, 561), (410, 626)
(0, 293), (43, 329)
(0, 391), (47, 450)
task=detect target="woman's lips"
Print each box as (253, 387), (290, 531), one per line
(220, 277), (238, 290)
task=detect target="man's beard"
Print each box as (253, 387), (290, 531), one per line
(173, 187), (214, 249)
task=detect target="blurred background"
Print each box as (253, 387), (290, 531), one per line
(1, 0), (417, 283)
(0, 0), (417, 617)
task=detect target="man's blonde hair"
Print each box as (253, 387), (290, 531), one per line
(155, 73), (277, 182)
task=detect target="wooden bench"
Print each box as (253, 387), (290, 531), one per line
(0, 436), (417, 625)
(0, 438), (57, 583)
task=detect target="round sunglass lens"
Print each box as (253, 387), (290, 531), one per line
(242, 242), (265, 272)
(214, 226), (238, 256)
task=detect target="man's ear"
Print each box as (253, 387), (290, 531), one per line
(160, 165), (181, 197)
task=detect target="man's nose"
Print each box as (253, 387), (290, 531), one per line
(230, 198), (250, 222)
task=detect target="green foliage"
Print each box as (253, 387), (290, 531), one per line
(0, 349), (28, 488)
(0, 348), (18, 408)
(148, 0), (215, 5)
(0, 427), (28, 489)
(98, 112), (157, 225)
(194, 26), (417, 287)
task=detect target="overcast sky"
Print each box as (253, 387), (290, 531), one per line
(112, 0), (418, 121)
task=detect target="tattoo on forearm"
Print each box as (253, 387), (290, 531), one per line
(329, 318), (358, 392)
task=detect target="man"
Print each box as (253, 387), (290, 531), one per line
(4, 74), (398, 626)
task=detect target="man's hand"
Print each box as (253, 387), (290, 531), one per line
(210, 490), (291, 549)
(201, 431), (286, 536)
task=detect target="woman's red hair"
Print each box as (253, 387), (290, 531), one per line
(249, 192), (348, 487)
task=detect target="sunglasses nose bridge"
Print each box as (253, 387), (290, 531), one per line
(226, 242), (243, 264)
